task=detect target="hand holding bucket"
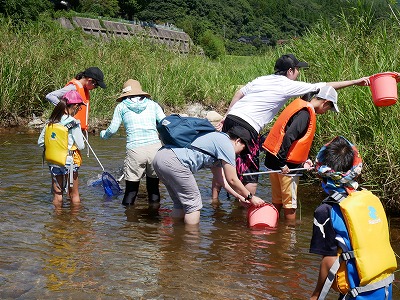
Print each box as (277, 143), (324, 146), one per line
(369, 72), (400, 107)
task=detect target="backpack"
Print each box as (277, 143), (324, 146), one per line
(44, 120), (78, 166)
(156, 114), (217, 157)
(318, 190), (396, 299)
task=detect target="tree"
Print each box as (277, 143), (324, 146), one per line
(118, 0), (139, 20)
(199, 30), (225, 59)
(0, 0), (52, 22)
(79, 0), (120, 17)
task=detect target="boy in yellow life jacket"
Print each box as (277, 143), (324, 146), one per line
(262, 85), (339, 222)
(309, 136), (396, 300)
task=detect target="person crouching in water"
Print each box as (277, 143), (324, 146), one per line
(309, 136), (396, 299)
(38, 90), (86, 209)
(153, 126), (265, 225)
(262, 86), (339, 222)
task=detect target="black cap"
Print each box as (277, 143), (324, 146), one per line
(83, 67), (106, 88)
(274, 54), (309, 73)
(227, 126), (252, 151)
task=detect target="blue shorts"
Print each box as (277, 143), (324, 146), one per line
(49, 165), (79, 176)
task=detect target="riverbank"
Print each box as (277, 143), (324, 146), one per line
(2, 14), (400, 216)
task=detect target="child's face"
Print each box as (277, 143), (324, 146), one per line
(314, 99), (333, 114)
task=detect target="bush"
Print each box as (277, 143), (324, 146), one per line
(199, 30), (226, 60)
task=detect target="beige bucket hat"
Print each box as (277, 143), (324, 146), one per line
(117, 79), (151, 102)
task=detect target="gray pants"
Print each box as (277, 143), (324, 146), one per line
(153, 148), (202, 213)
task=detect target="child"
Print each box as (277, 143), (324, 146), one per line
(262, 85), (338, 221)
(309, 136), (396, 299)
(46, 66), (106, 132)
(38, 91), (86, 209)
(100, 79), (166, 208)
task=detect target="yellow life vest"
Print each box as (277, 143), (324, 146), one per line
(44, 121), (77, 166)
(337, 190), (396, 290)
(320, 190), (397, 299)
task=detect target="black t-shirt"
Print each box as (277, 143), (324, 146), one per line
(309, 203), (338, 256)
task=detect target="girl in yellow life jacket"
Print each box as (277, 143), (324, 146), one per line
(38, 91), (86, 210)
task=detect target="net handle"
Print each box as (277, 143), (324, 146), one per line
(82, 135), (105, 171)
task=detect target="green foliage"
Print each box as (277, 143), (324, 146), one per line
(0, 0), (52, 22)
(118, 0), (140, 20)
(199, 30), (226, 59)
(78, 0), (120, 17)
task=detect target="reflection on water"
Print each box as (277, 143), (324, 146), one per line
(0, 131), (399, 299)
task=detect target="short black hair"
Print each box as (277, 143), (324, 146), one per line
(322, 136), (354, 172)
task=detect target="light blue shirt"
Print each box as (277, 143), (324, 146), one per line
(171, 132), (236, 173)
(100, 97), (165, 149)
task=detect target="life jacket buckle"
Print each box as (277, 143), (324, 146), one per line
(340, 251), (354, 261)
(349, 288), (359, 298)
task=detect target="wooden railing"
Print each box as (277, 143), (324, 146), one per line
(57, 17), (192, 54)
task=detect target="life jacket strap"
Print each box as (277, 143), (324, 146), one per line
(318, 251), (355, 300)
(322, 191), (346, 204)
(343, 274), (394, 299)
(68, 163), (74, 187)
(340, 251), (355, 261)
(64, 120), (78, 130)
(318, 256), (341, 300)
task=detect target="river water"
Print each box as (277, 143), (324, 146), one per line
(0, 130), (399, 299)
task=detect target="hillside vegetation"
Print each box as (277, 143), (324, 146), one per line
(0, 0), (396, 55)
(1, 2), (400, 215)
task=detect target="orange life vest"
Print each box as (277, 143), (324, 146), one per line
(66, 79), (90, 131)
(262, 98), (316, 164)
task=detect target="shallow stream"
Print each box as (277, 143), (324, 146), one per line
(0, 130), (399, 299)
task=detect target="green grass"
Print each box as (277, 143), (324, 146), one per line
(1, 11), (400, 214)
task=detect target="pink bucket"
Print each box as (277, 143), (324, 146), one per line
(247, 203), (279, 229)
(369, 72), (399, 107)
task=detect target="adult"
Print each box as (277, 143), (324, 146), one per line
(262, 86), (338, 221)
(153, 126), (265, 225)
(214, 54), (369, 197)
(46, 66), (106, 132)
(38, 91), (86, 209)
(100, 79), (166, 208)
(309, 136), (396, 299)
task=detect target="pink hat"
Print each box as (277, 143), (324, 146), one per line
(63, 90), (86, 106)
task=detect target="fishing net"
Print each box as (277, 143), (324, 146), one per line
(102, 172), (123, 196)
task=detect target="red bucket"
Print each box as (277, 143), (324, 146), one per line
(247, 203), (279, 229)
(369, 72), (398, 107)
